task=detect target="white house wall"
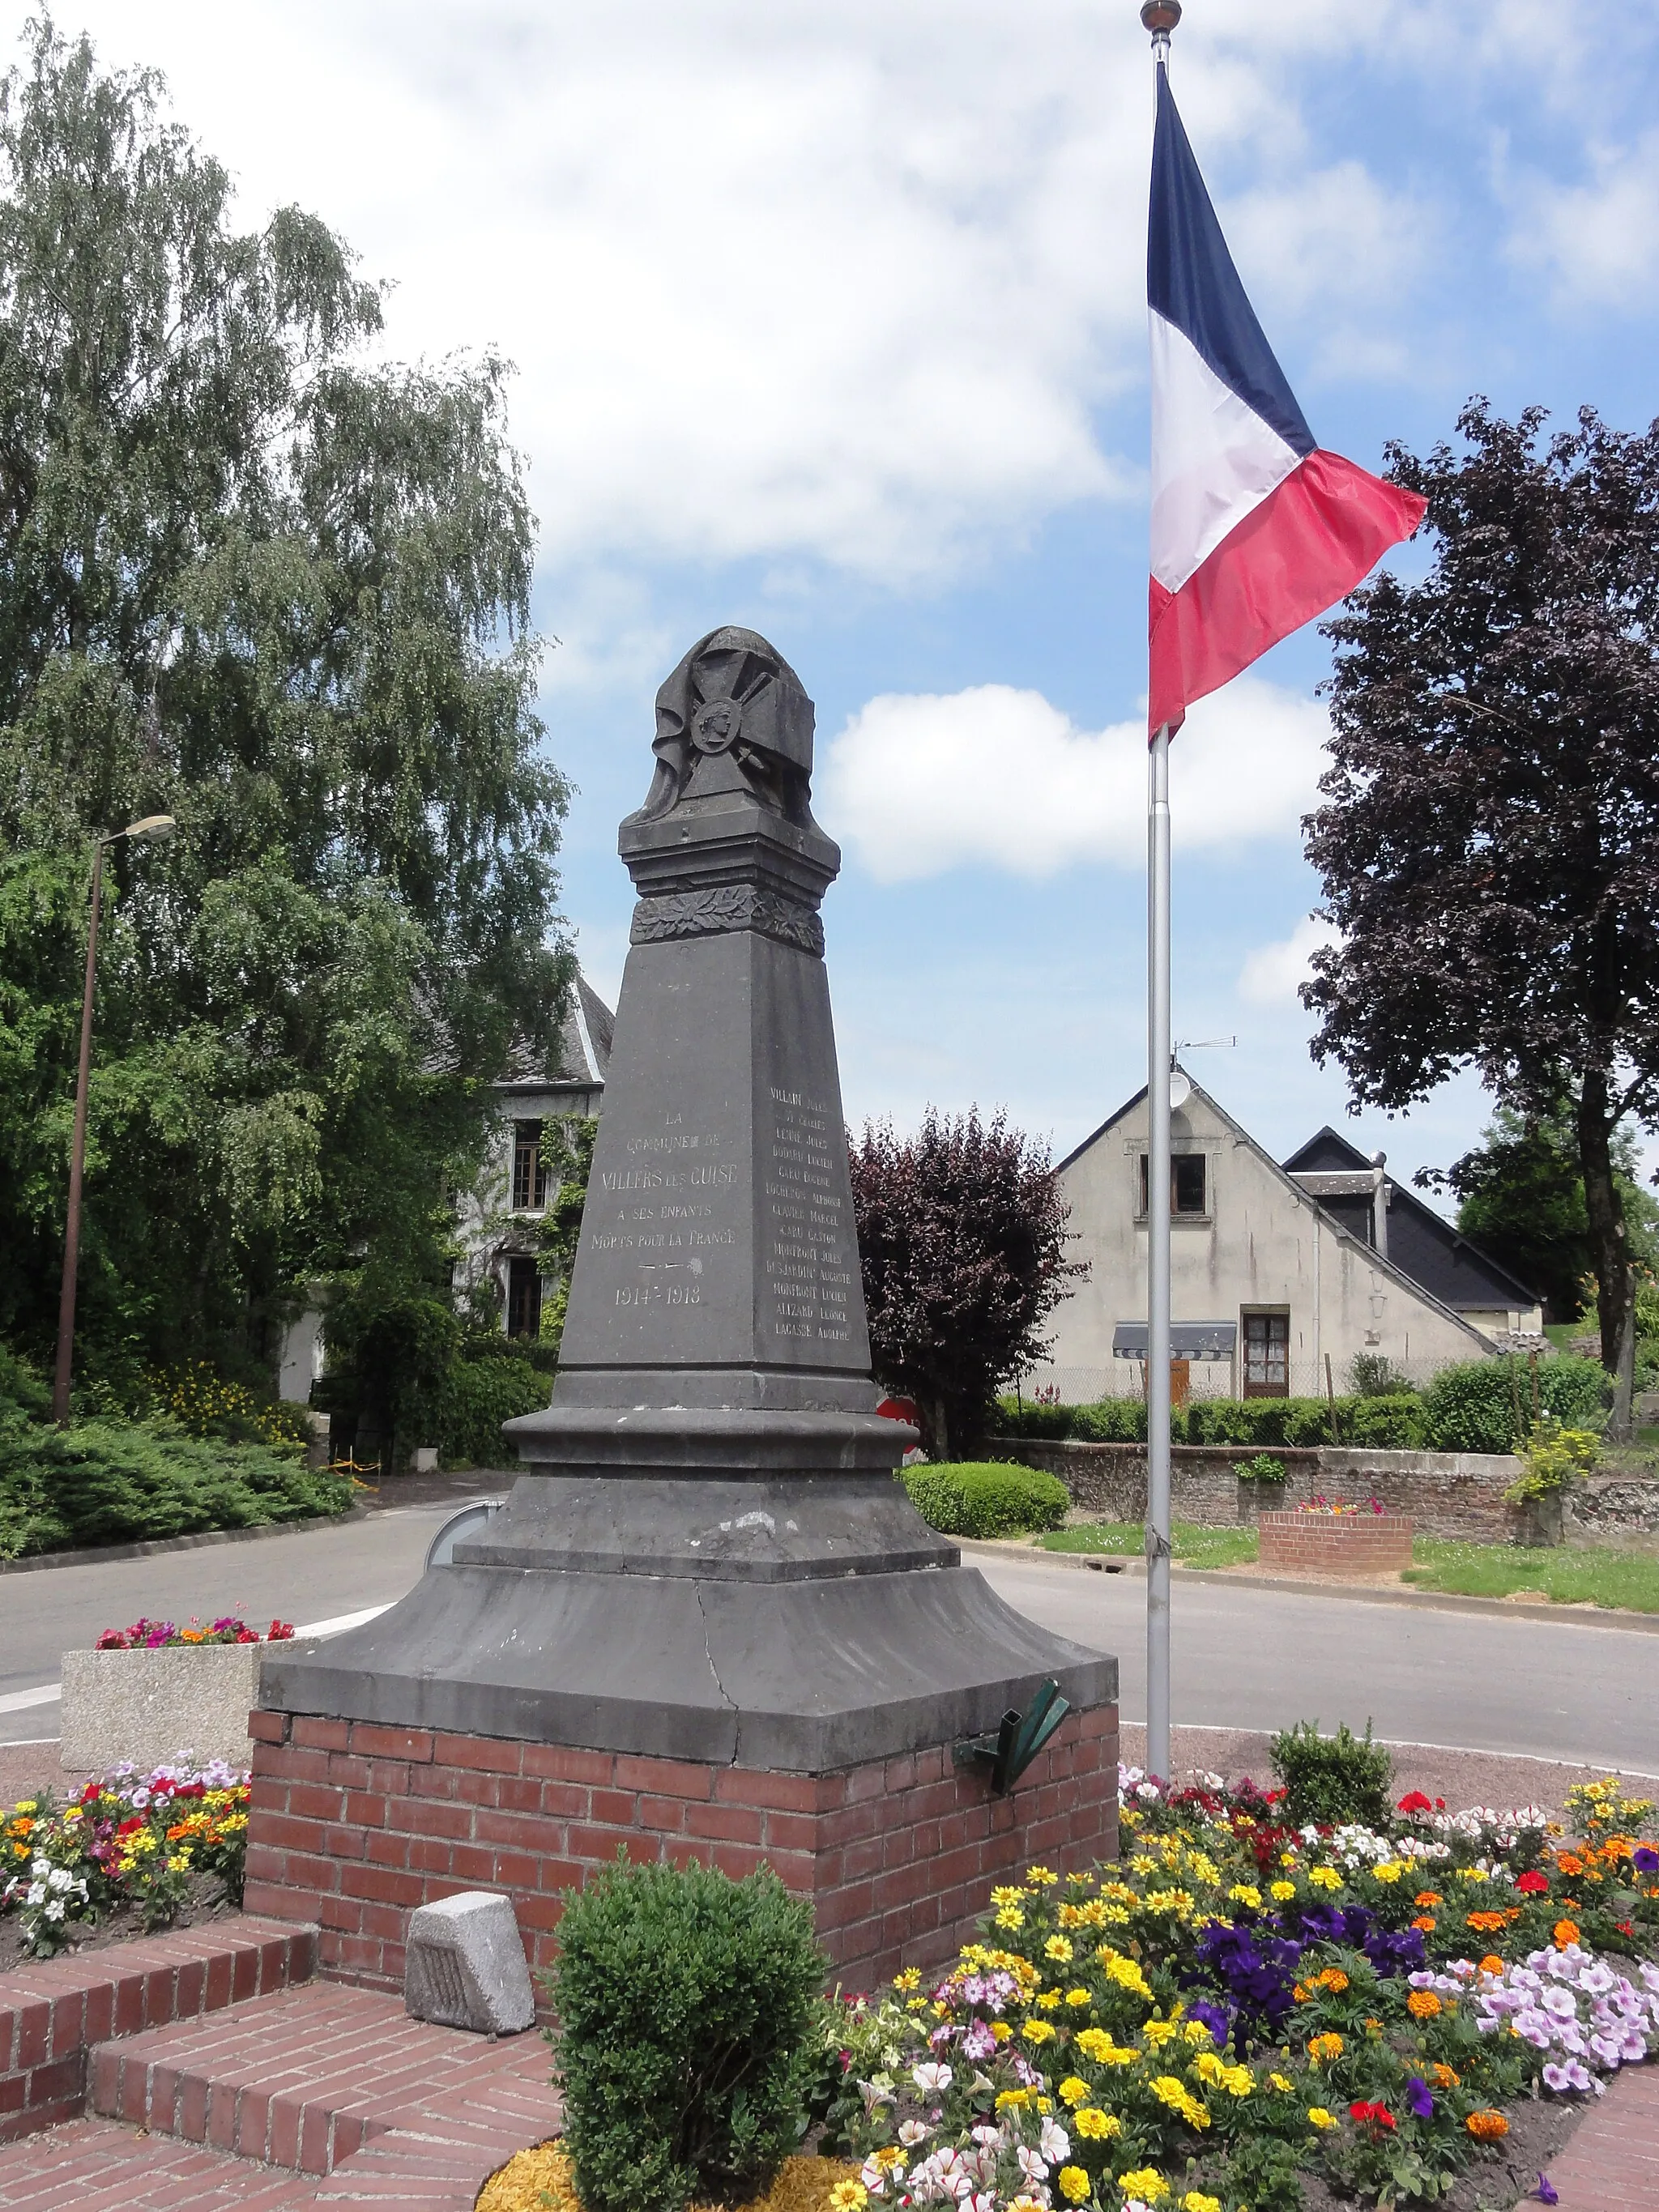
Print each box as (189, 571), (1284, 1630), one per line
(1036, 1090), (1490, 1402)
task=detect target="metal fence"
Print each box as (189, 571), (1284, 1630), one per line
(1010, 1350), (1483, 1409)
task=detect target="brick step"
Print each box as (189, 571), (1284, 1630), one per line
(89, 1977), (558, 2178)
(0, 2115), (316, 2209)
(0, 1918), (316, 2146)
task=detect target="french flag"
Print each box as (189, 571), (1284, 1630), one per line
(1147, 66), (1426, 735)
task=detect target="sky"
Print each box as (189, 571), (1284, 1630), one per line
(17, 0), (1659, 1196)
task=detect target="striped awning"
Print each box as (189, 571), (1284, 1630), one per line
(1112, 1321), (1237, 1362)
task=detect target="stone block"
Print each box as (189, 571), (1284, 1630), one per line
(61, 1645), (263, 1771)
(403, 1890), (535, 2034)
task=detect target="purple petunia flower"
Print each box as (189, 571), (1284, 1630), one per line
(1405, 2077), (1433, 2120)
(1532, 2178), (1559, 2206)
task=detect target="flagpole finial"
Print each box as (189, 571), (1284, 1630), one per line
(1141, 0), (1182, 38)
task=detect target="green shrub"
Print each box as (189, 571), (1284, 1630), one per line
(1234, 1455), (1287, 1484)
(1422, 1353), (1608, 1454)
(0, 1412), (354, 1560)
(0, 1341), (49, 1419)
(436, 1354), (546, 1467)
(1269, 1719), (1394, 1828)
(992, 1397), (1077, 1440)
(1349, 1353), (1415, 1396)
(1504, 1415), (1600, 1502)
(1342, 1394), (1428, 1450)
(902, 1460), (1070, 1538)
(548, 1855), (825, 2212)
(151, 1363), (314, 1450)
(1071, 1400), (1147, 1443)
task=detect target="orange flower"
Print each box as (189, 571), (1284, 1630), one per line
(1414, 1891), (1442, 1909)
(1430, 2064), (1461, 2090)
(1478, 1955), (1505, 1976)
(1307, 2033), (1344, 2065)
(1465, 2112), (1508, 2142)
(1466, 1911), (1508, 1933)
(1411, 1916), (1436, 1933)
(1407, 1991), (1441, 2019)
(1555, 1852), (1584, 1877)
(1553, 1920), (1581, 1949)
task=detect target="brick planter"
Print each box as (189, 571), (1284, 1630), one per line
(242, 1704), (1119, 2001)
(1259, 1511), (1414, 1575)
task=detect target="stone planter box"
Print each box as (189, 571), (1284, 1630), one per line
(1258, 1511), (1414, 1576)
(60, 1643), (263, 1771)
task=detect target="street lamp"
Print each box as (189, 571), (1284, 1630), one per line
(51, 813), (177, 1423)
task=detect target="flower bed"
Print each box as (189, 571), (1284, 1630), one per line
(812, 1770), (1659, 2212)
(96, 1614), (296, 1649)
(2, 1762), (250, 1958)
(1259, 1510), (1413, 1577)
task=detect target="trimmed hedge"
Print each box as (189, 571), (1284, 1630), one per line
(436, 1353), (547, 1467)
(1421, 1353), (1607, 1455)
(901, 1460), (1070, 1538)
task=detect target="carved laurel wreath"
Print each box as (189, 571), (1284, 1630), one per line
(630, 885), (825, 956)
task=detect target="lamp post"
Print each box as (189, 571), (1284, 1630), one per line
(52, 814), (177, 1424)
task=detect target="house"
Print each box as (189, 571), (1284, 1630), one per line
(452, 969), (614, 1340)
(276, 970), (615, 1402)
(1027, 1072), (1535, 1405)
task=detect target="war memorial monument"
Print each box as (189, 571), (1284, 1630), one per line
(245, 629), (1119, 1992)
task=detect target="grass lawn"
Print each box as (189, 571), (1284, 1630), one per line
(1403, 1538), (1659, 1612)
(1039, 1519), (1260, 1570)
(1037, 1520), (1659, 1609)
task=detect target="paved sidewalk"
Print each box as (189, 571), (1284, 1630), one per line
(1547, 2061), (1659, 2209)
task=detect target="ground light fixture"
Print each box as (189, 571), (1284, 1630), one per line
(51, 812), (177, 1423)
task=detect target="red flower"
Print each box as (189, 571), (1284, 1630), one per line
(1516, 1872), (1550, 1894)
(1350, 2103), (1397, 2132)
(114, 1817), (144, 1837)
(1397, 1791), (1433, 1815)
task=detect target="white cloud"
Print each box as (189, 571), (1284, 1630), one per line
(819, 676), (1328, 883)
(46, 0), (1427, 586)
(1507, 132), (1659, 306)
(1237, 915), (1341, 1005)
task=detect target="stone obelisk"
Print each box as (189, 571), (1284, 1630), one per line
(249, 630), (1117, 1988)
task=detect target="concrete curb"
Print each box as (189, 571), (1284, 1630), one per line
(956, 1537), (1659, 1634)
(0, 1506), (368, 1578)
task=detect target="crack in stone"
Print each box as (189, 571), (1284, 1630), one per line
(692, 1579), (739, 1727)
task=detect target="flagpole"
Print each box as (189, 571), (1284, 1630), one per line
(1141, 0), (1180, 1788)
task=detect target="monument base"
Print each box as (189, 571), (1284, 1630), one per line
(243, 1702), (1119, 1998)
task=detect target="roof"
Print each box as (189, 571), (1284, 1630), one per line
(501, 966), (614, 1089)
(1282, 1126), (1539, 1312)
(1056, 1073), (1494, 1352)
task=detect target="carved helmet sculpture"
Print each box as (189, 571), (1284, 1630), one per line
(634, 626), (817, 829)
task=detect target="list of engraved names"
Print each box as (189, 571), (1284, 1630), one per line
(763, 1086), (853, 1345)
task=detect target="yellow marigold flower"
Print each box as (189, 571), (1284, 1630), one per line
(996, 2088), (1030, 2108)
(1066, 1988), (1091, 2006)
(1269, 1880), (1296, 1902)
(830, 2183), (868, 2211)
(1193, 2052), (1225, 2084)
(1407, 1991), (1441, 2020)
(1280, 1850), (1298, 1867)
(1073, 2108), (1120, 2140)
(1430, 2063), (1461, 2089)
(1182, 2019), (1213, 2048)
(1037, 1989), (1063, 2011)
(1307, 2033), (1344, 2065)
(1027, 1866), (1059, 1886)
(1372, 1861), (1403, 1884)
(1307, 1865), (1341, 1891)
(1142, 2019), (1179, 2048)
(1227, 1883), (1261, 1907)
(1098, 1950), (1152, 1998)
(992, 2021), (1013, 2042)
(1150, 2075), (1210, 2128)
(1035, 2097), (1053, 2115)
(1022, 2020), (1056, 2045)
(1056, 2167), (1092, 2204)
(1045, 1935), (1075, 1963)
(1182, 2196), (1223, 2212)
(1117, 2171), (1170, 2204)
(1465, 2111), (1508, 2142)
(1058, 2077), (1091, 2108)
(1458, 1865), (1490, 1883)
(1269, 2073), (1294, 2093)
(1307, 2107), (1338, 2131)
(996, 1907), (1027, 1930)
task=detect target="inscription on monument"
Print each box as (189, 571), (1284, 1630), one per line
(587, 1113), (744, 1312)
(763, 1085), (854, 1344)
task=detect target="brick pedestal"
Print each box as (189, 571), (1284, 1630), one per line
(244, 1704), (1118, 1998)
(1259, 1511), (1414, 1575)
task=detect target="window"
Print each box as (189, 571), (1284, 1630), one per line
(1242, 1311), (1290, 1398)
(506, 1255), (543, 1338)
(512, 1120), (550, 1211)
(1137, 1153), (1208, 1216)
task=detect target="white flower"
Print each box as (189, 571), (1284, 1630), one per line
(1017, 2148), (1049, 2184)
(1038, 2119), (1070, 2164)
(24, 1884), (45, 1907)
(913, 2062), (953, 2095)
(898, 2120), (932, 2147)
(43, 1901), (64, 1921)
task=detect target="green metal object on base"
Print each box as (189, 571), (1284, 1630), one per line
(954, 1677), (1072, 1796)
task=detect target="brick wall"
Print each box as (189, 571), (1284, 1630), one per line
(1257, 1511), (1414, 1575)
(1007, 1441), (1526, 1543)
(243, 1704), (1119, 2001)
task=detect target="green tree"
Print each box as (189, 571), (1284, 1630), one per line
(1418, 1102), (1659, 1324)
(0, 21), (571, 1390)
(534, 1113), (598, 1362)
(1305, 401), (1659, 1434)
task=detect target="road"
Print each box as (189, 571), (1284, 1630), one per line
(2, 1517), (1653, 1773)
